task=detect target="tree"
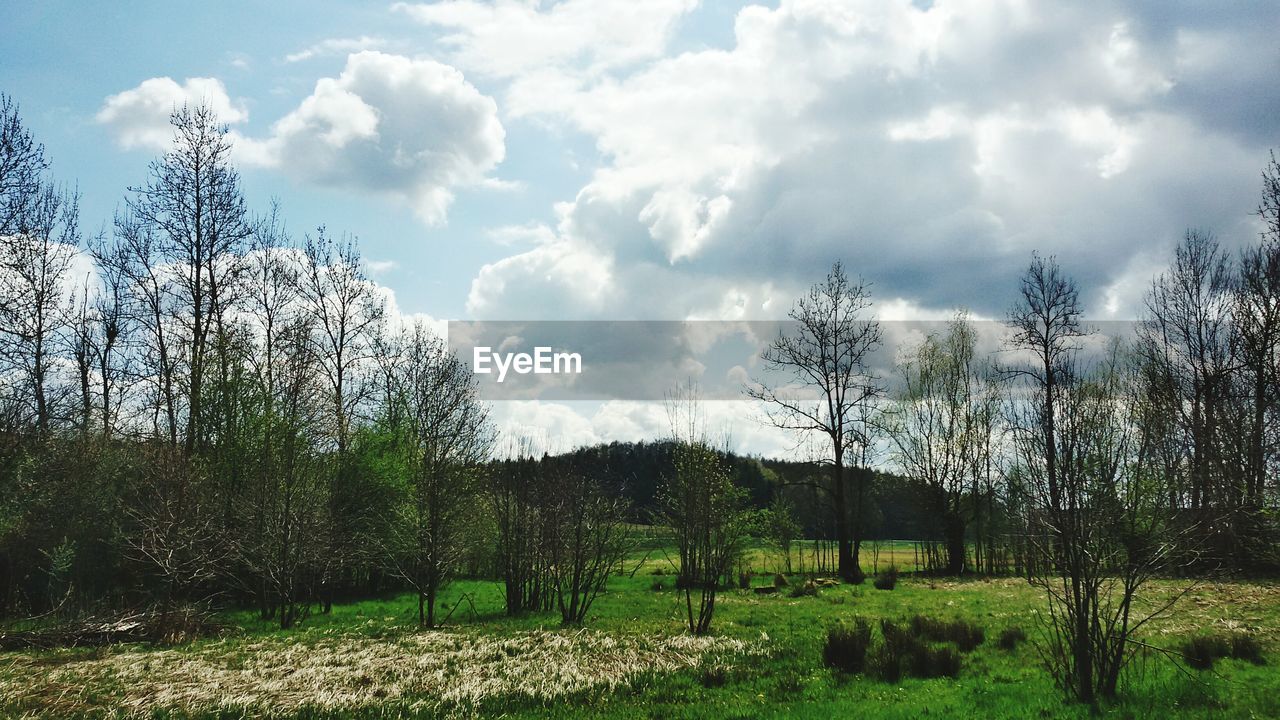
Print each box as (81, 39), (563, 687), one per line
(659, 383), (753, 635)
(546, 458), (631, 625)
(0, 94), (47, 239)
(125, 103), (250, 455)
(747, 262), (882, 582)
(389, 323), (490, 627)
(488, 446), (556, 615)
(1138, 232), (1238, 563)
(887, 313), (995, 574)
(763, 494), (800, 575)
(1008, 257), (1187, 705)
(0, 176), (80, 436)
(298, 229), (385, 607)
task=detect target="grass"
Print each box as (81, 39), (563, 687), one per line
(2, 542), (1279, 718)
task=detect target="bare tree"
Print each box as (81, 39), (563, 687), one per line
(747, 262), (881, 582)
(1138, 231), (1238, 561)
(125, 103), (250, 455)
(0, 94), (47, 238)
(388, 324), (490, 627)
(546, 458), (631, 625)
(297, 229), (384, 456)
(887, 312), (995, 574)
(0, 182), (80, 435)
(1007, 257), (1188, 705)
(488, 443), (556, 615)
(660, 382), (753, 635)
(297, 229), (385, 609)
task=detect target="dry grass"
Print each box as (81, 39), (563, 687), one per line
(0, 629), (762, 717)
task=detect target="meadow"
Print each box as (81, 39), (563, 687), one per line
(2, 543), (1278, 719)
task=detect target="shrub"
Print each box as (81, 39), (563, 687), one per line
(1230, 633), (1266, 665)
(997, 626), (1027, 651)
(1183, 632), (1266, 670)
(1183, 634), (1230, 670)
(650, 567), (666, 576)
(909, 645), (962, 679)
(873, 565), (899, 590)
(870, 620), (920, 682)
(650, 580), (666, 592)
(823, 619), (873, 673)
(773, 573), (789, 588)
(910, 615), (985, 652)
(789, 579), (819, 598)
(869, 642), (905, 683)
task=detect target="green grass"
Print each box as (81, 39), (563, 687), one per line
(3, 544), (1279, 719)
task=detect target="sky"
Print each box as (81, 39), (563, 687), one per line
(3, 0), (1278, 457)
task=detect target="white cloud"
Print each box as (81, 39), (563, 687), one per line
(100, 52), (504, 225)
(97, 77), (248, 151)
(245, 51), (504, 225)
(489, 399), (800, 459)
(284, 36), (386, 63)
(393, 0), (697, 80)
(456, 0), (1277, 322)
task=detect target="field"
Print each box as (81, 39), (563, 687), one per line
(2, 543), (1279, 719)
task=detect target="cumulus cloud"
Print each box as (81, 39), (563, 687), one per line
(393, 0), (697, 80)
(99, 52), (505, 225)
(241, 51), (505, 225)
(439, 0), (1279, 323)
(97, 77), (248, 151)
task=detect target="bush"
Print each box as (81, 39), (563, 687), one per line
(1183, 634), (1230, 670)
(789, 579), (819, 598)
(1183, 632), (1266, 670)
(909, 645), (962, 679)
(650, 580), (666, 592)
(650, 567), (666, 576)
(873, 565), (899, 590)
(910, 615), (985, 652)
(825, 617), (974, 683)
(997, 626), (1027, 651)
(773, 573), (789, 588)
(1230, 633), (1266, 665)
(870, 620), (920, 682)
(823, 619), (873, 673)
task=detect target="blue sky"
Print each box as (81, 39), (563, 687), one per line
(4, 0), (1278, 454)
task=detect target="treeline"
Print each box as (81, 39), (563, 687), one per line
(0, 98), (510, 625)
(3, 87), (1279, 653)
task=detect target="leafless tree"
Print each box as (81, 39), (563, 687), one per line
(125, 103), (250, 455)
(747, 261), (881, 582)
(387, 324), (490, 627)
(660, 382), (753, 635)
(487, 441), (556, 615)
(297, 229), (384, 455)
(546, 458), (632, 625)
(1138, 231), (1238, 561)
(0, 94), (47, 239)
(887, 312), (997, 574)
(0, 182), (80, 435)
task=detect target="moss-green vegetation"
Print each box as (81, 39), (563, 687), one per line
(3, 544), (1279, 719)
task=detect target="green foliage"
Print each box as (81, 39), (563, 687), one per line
(823, 618), (872, 673)
(1182, 632), (1266, 670)
(997, 626), (1027, 651)
(873, 565), (898, 590)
